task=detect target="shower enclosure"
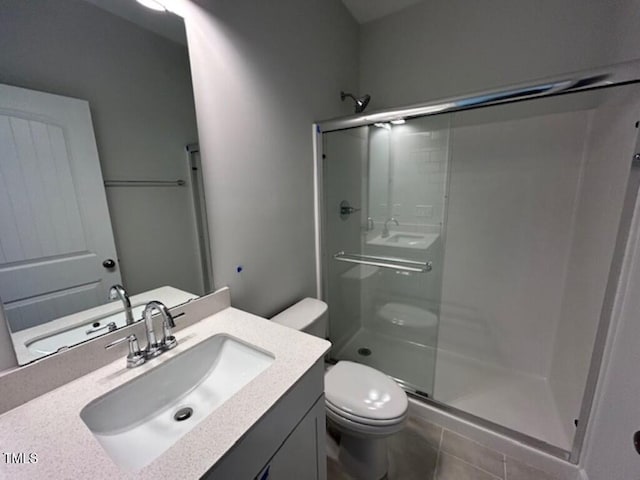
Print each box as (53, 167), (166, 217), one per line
(315, 63), (640, 462)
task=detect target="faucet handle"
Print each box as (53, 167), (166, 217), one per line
(105, 334), (145, 368)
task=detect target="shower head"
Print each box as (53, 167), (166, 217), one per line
(341, 91), (371, 113)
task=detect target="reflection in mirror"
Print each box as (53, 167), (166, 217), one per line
(367, 116), (450, 247)
(0, 0), (210, 365)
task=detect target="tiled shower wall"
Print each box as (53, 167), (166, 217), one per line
(368, 116), (450, 229)
(390, 116), (450, 228)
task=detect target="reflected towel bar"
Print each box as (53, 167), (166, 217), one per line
(333, 251), (432, 273)
(104, 179), (185, 187)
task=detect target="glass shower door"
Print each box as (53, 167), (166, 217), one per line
(322, 115), (450, 396)
(319, 75), (640, 461)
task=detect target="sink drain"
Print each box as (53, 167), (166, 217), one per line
(173, 407), (193, 422)
(357, 347), (372, 357)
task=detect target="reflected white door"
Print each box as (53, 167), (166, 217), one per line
(0, 84), (121, 332)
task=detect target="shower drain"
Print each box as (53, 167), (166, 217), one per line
(357, 347), (372, 357)
(173, 407), (193, 422)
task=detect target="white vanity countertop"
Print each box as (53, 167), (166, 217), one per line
(0, 306), (331, 479)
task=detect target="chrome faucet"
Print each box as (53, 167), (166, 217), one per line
(141, 300), (177, 357)
(382, 217), (399, 238)
(109, 284), (134, 325)
(105, 300), (177, 368)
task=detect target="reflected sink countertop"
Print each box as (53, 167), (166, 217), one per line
(0, 301), (331, 479)
(367, 230), (439, 250)
(12, 286), (198, 365)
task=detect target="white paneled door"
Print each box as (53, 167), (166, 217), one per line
(0, 84), (121, 332)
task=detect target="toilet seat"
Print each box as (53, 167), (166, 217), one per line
(325, 399), (407, 427)
(325, 402), (406, 437)
(324, 361), (408, 424)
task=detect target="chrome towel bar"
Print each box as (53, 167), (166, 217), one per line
(104, 179), (185, 187)
(333, 251), (432, 273)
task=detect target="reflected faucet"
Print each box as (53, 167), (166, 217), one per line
(109, 284), (134, 325)
(382, 217), (399, 238)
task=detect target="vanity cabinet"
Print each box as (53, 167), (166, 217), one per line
(203, 360), (327, 480)
(254, 396), (326, 480)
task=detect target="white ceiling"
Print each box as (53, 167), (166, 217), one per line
(341, 0), (425, 24)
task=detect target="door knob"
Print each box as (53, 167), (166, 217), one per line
(103, 259), (116, 269)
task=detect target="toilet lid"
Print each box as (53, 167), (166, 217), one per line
(325, 361), (408, 421)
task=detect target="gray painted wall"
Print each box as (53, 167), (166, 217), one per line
(359, 0), (640, 109)
(174, 0), (359, 317)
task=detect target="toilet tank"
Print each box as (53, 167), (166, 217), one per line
(270, 298), (328, 338)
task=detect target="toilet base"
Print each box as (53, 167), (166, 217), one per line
(338, 432), (388, 480)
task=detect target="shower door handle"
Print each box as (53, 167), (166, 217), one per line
(341, 205), (360, 215)
(339, 200), (360, 219)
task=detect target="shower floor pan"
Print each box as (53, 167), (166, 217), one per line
(336, 327), (571, 451)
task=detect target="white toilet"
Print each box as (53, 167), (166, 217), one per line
(271, 297), (408, 480)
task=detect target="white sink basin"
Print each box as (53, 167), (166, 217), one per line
(386, 233), (427, 245)
(80, 334), (274, 471)
(368, 232), (439, 250)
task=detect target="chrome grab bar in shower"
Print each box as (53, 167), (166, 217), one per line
(333, 251), (432, 273)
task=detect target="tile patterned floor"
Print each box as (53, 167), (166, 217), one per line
(326, 413), (561, 480)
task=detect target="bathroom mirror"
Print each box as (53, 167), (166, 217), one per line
(0, 0), (211, 365)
